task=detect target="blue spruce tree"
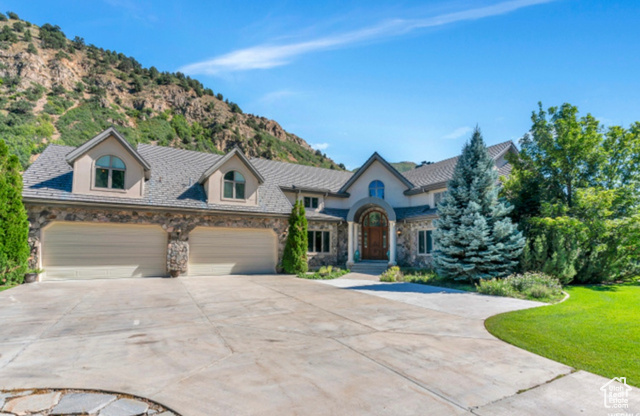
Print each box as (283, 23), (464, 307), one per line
(433, 128), (524, 281)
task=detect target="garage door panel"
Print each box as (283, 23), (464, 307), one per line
(189, 227), (276, 276)
(42, 222), (167, 280)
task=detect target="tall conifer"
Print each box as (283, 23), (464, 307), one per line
(433, 128), (524, 280)
(282, 200), (308, 274)
(0, 139), (30, 284)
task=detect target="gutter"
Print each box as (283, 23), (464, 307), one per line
(22, 197), (344, 222)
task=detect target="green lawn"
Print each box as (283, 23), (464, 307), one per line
(0, 284), (18, 292)
(486, 284), (640, 387)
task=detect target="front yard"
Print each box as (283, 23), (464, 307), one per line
(486, 284), (640, 387)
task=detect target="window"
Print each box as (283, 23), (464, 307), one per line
(433, 191), (448, 207)
(304, 196), (319, 209)
(95, 155), (126, 190)
(418, 230), (434, 255)
(308, 230), (330, 253)
(223, 171), (246, 199)
(369, 180), (385, 199)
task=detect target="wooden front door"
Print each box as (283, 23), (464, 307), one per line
(362, 211), (388, 260)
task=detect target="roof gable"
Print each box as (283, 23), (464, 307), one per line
(198, 147), (265, 185)
(64, 127), (152, 178)
(338, 152), (414, 193)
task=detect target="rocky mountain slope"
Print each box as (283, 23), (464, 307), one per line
(0, 14), (344, 170)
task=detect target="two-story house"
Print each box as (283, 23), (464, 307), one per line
(22, 127), (516, 281)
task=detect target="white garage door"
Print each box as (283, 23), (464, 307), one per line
(189, 227), (277, 276)
(42, 222), (167, 280)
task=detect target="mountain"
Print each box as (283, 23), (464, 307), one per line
(390, 161), (417, 173)
(0, 14), (344, 170)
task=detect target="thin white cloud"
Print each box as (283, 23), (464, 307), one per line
(312, 143), (330, 151)
(442, 126), (473, 140)
(258, 89), (298, 104)
(180, 0), (554, 75)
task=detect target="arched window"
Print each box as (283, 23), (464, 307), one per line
(369, 180), (385, 199)
(95, 155), (126, 190)
(223, 171), (246, 199)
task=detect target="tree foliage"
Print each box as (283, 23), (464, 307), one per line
(282, 200), (308, 274)
(39, 23), (67, 49)
(505, 103), (640, 283)
(433, 128), (524, 281)
(0, 139), (30, 285)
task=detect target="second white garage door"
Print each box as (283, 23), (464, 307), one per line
(188, 227), (277, 276)
(42, 222), (167, 280)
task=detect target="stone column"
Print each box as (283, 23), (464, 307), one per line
(347, 221), (354, 267)
(389, 220), (397, 266)
(166, 228), (189, 277)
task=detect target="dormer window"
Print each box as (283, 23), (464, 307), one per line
(223, 171), (246, 199)
(95, 155), (126, 190)
(369, 180), (385, 199)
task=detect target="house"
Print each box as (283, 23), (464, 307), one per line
(22, 127), (516, 281)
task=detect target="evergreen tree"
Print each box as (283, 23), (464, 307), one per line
(433, 128), (524, 281)
(0, 139), (30, 285)
(281, 200), (308, 274)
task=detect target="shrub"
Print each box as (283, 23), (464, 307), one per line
(380, 266), (403, 282)
(298, 266), (349, 280)
(0, 139), (30, 285)
(39, 23), (67, 49)
(12, 21), (23, 32)
(477, 272), (563, 302)
(6, 11), (18, 19)
(282, 200), (308, 274)
(26, 42), (37, 54)
(0, 13), (6, 21)
(477, 278), (513, 297)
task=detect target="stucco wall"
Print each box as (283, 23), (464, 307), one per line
(204, 154), (259, 206)
(72, 135), (146, 198)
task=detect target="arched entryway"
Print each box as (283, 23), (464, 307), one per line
(346, 197), (397, 266)
(361, 210), (388, 260)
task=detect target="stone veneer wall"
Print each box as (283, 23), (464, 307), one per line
(396, 219), (435, 269)
(306, 221), (348, 269)
(26, 204), (348, 276)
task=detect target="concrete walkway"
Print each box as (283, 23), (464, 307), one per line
(0, 275), (637, 415)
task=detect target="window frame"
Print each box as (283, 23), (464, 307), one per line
(368, 180), (385, 199)
(433, 191), (448, 207)
(93, 155), (126, 191)
(307, 230), (331, 254)
(303, 196), (319, 209)
(222, 170), (246, 200)
(417, 229), (434, 255)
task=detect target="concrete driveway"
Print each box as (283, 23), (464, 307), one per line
(0, 275), (635, 415)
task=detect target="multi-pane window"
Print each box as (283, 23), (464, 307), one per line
(418, 230), (434, 255)
(95, 155), (126, 190)
(433, 191), (448, 207)
(308, 231), (330, 253)
(369, 180), (385, 199)
(304, 196), (319, 209)
(223, 171), (246, 199)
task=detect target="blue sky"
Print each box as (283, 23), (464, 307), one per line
(5, 0), (640, 169)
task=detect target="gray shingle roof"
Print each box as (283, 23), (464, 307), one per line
(403, 140), (515, 190)
(23, 139), (515, 221)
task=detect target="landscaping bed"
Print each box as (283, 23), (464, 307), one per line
(382, 268), (564, 303)
(486, 283), (640, 387)
(297, 266), (349, 280)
